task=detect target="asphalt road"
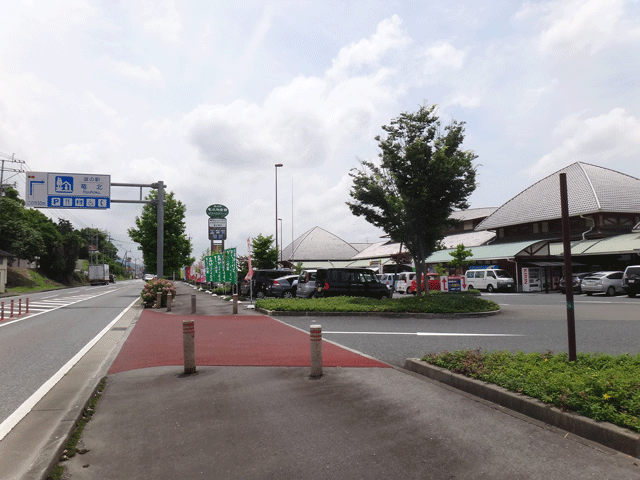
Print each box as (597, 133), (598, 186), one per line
(278, 291), (640, 367)
(0, 281), (142, 429)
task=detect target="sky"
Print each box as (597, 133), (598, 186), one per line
(1, 0), (640, 266)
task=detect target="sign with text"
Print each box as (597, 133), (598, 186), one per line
(25, 172), (111, 209)
(208, 217), (227, 240)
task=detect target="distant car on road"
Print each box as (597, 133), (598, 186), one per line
(109, 274), (116, 283)
(581, 271), (624, 296)
(143, 274), (154, 282)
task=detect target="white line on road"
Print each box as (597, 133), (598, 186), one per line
(0, 297), (139, 442)
(323, 331), (522, 337)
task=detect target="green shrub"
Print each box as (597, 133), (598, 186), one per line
(422, 350), (640, 433)
(256, 292), (498, 314)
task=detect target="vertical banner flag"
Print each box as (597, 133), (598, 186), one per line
(204, 255), (214, 282)
(246, 237), (253, 279)
(225, 247), (237, 285)
(213, 253), (224, 283)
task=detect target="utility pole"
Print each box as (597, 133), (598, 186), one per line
(0, 153), (25, 196)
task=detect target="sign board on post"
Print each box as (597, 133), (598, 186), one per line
(206, 204), (229, 218)
(208, 217), (227, 240)
(25, 172), (110, 209)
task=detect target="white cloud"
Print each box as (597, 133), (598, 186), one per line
(538, 0), (625, 54)
(143, 0), (182, 43)
(327, 15), (411, 79)
(99, 57), (163, 84)
(527, 108), (640, 177)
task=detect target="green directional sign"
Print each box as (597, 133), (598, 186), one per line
(206, 204), (229, 218)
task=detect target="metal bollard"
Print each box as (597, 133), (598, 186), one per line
(156, 292), (162, 309)
(310, 324), (323, 377)
(191, 294), (196, 314)
(183, 320), (196, 374)
(26, 298), (29, 314)
(167, 294), (173, 312)
(18, 299), (22, 316)
(232, 294), (238, 314)
(1, 301), (4, 321)
(10, 300), (14, 318)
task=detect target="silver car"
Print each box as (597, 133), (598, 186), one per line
(296, 269), (317, 298)
(581, 271), (624, 296)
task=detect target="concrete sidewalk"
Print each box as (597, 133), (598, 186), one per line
(42, 283), (640, 478)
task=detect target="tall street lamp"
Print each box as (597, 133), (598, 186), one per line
(278, 218), (283, 262)
(275, 163), (283, 266)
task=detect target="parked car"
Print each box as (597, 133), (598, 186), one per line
(465, 267), (515, 292)
(296, 269), (318, 298)
(409, 273), (440, 294)
(558, 272), (590, 294)
(143, 274), (155, 282)
(581, 271), (624, 296)
(622, 265), (640, 298)
(380, 273), (400, 292)
(315, 267), (392, 299)
(266, 274), (299, 298)
(246, 269), (294, 299)
(396, 272), (416, 294)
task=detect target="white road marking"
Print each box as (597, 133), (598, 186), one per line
(323, 331), (522, 337)
(0, 288), (122, 328)
(0, 297), (139, 442)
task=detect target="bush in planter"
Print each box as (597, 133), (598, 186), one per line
(141, 278), (177, 308)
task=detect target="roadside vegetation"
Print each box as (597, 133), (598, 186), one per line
(256, 292), (499, 314)
(4, 267), (69, 294)
(422, 349), (640, 433)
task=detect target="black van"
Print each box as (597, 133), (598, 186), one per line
(315, 268), (392, 299)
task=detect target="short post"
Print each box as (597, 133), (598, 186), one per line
(310, 324), (323, 378)
(183, 320), (196, 374)
(26, 298), (29, 314)
(18, 299), (22, 316)
(232, 294), (238, 314)
(166, 294), (173, 312)
(10, 300), (14, 318)
(1, 301), (4, 320)
(156, 292), (162, 309)
(191, 294), (196, 314)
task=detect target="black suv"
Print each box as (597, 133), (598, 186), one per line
(242, 269), (294, 299)
(622, 265), (640, 298)
(315, 268), (392, 299)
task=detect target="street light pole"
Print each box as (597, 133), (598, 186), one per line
(278, 218), (283, 262)
(275, 163), (283, 267)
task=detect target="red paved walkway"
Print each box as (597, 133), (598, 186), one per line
(109, 310), (390, 374)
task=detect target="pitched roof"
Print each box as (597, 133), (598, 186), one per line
(281, 226), (362, 261)
(0, 249), (13, 257)
(476, 162), (640, 231)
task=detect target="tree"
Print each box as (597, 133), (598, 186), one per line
(250, 234), (278, 269)
(348, 104), (477, 295)
(448, 243), (473, 274)
(79, 228), (118, 261)
(128, 190), (194, 277)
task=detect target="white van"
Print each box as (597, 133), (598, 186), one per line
(465, 268), (515, 292)
(396, 272), (416, 294)
(380, 273), (400, 292)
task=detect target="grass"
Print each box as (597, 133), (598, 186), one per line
(256, 291), (499, 314)
(5, 268), (65, 294)
(46, 378), (107, 480)
(422, 349), (640, 433)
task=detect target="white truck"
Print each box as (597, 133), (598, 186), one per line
(88, 264), (110, 286)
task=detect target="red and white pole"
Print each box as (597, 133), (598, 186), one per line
(26, 298), (29, 314)
(18, 299), (22, 316)
(10, 300), (14, 318)
(1, 301), (4, 321)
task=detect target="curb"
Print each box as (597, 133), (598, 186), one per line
(256, 308), (500, 319)
(403, 359), (640, 459)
